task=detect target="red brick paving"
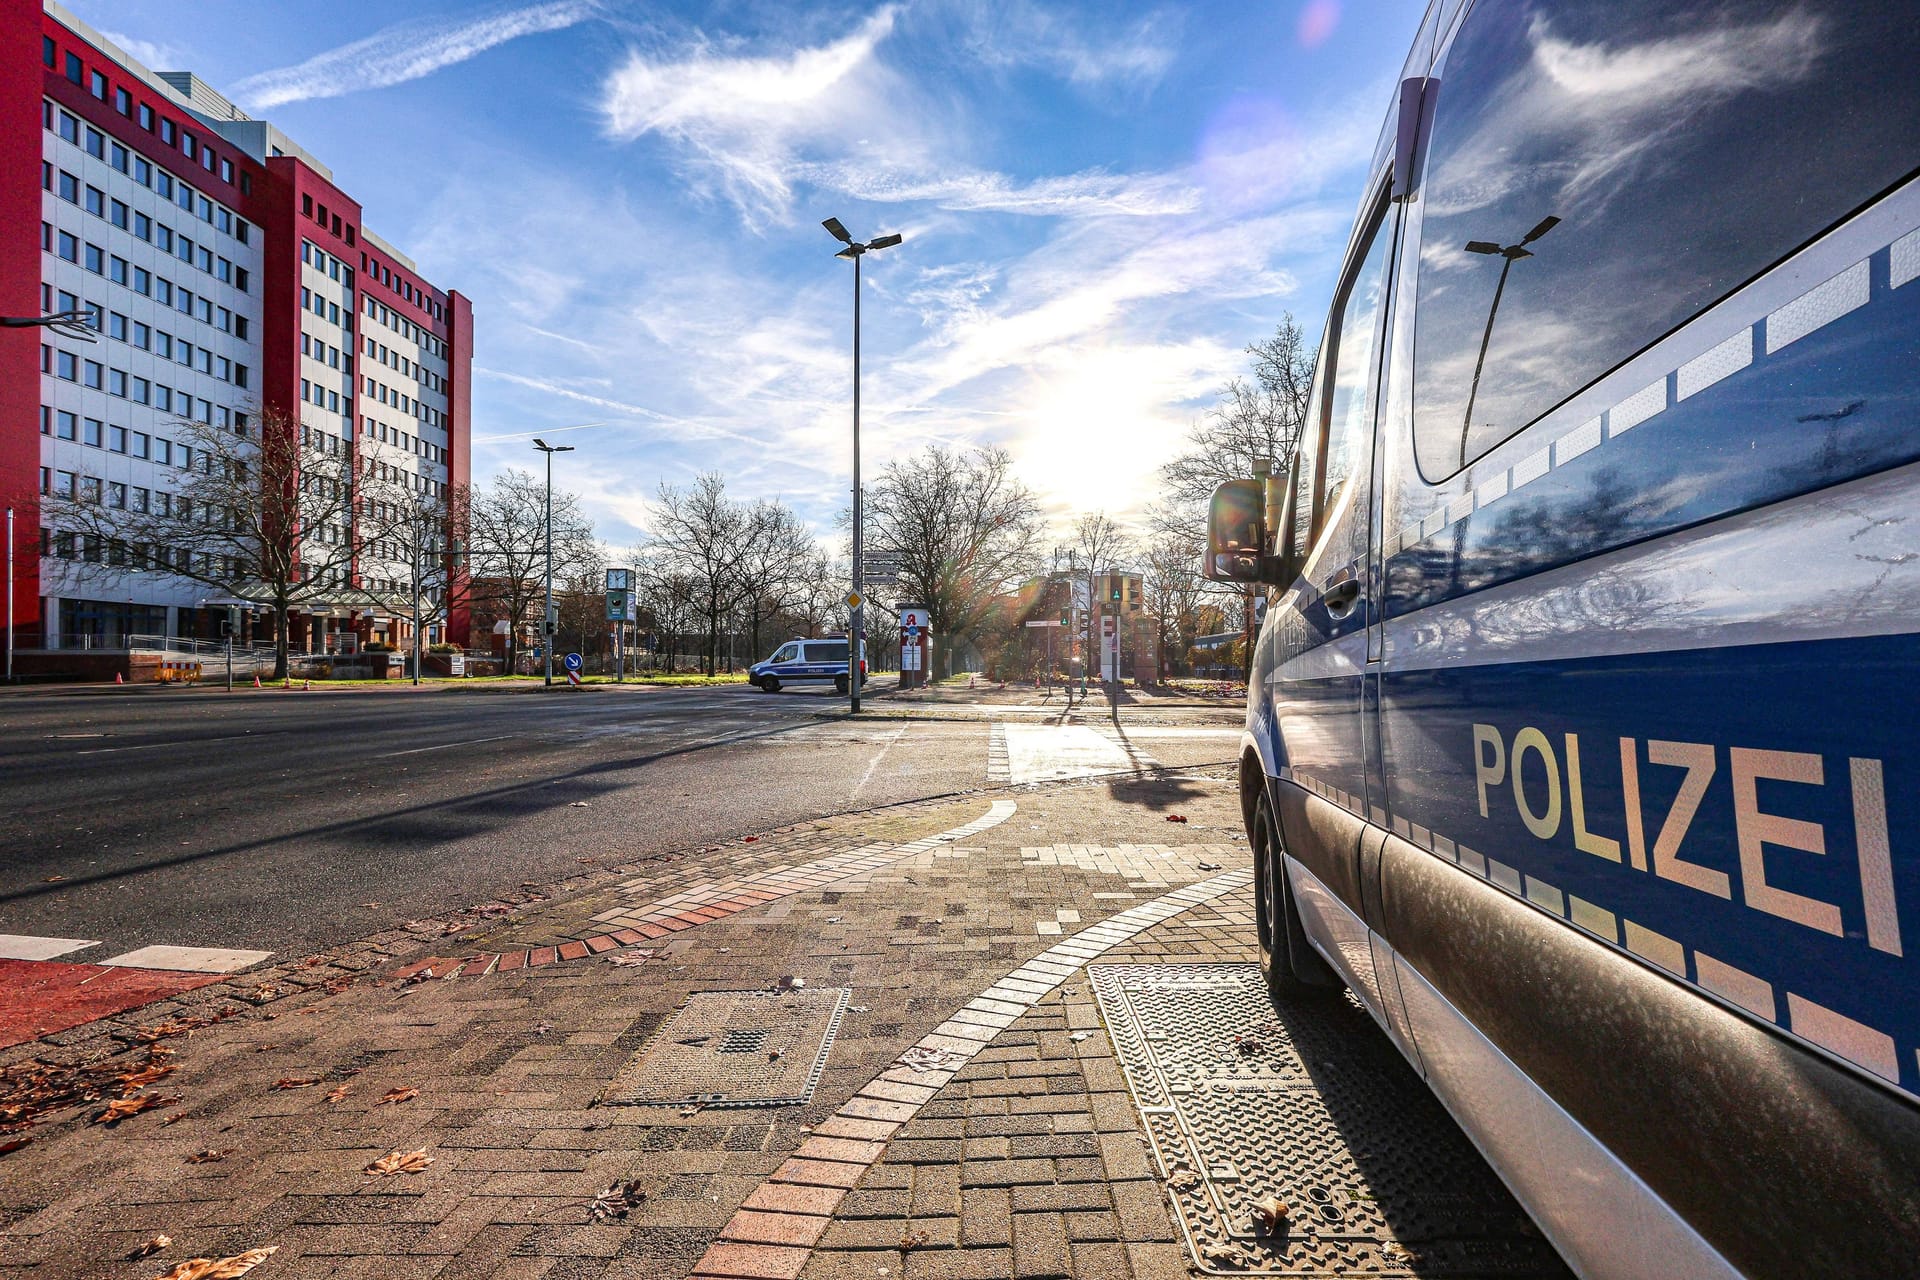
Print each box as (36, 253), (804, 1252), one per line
(0, 957), (221, 1049)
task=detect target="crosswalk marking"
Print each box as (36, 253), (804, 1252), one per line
(98, 944), (273, 973)
(0, 934), (100, 961)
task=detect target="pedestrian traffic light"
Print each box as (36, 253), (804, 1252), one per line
(1059, 609), (1071, 626)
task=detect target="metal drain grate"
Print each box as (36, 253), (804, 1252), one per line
(601, 987), (851, 1108)
(1089, 963), (1568, 1277)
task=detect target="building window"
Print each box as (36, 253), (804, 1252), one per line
(43, 35), (54, 67)
(65, 52), (82, 84)
(160, 118), (175, 145)
(89, 70), (106, 99)
(138, 103), (153, 130)
(114, 86), (131, 115)
(220, 158), (232, 183)
(110, 425), (127, 452)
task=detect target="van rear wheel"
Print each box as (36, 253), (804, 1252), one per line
(834, 675), (850, 695)
(1253, 791), (1341, 998)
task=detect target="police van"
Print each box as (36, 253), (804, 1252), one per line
(748, 637), (864, 694)
(1206, 2), (1920, 1275)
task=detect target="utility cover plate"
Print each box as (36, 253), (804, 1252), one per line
(1089, 963), (1567, 1277)
(602, 987), (850, 1108)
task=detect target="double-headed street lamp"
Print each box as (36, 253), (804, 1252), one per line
(532, 438), (575, 687)
(822, 216), (902, 714)
(1458, 215), (1559, 467)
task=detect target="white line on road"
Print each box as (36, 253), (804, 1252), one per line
(100, 944), (273, 973)
(850, 724), (910, 802)
(75, 733), (260, 755)
(375, 735), (515, 758)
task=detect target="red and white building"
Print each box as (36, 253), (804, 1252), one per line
(2, 1), (473, 658)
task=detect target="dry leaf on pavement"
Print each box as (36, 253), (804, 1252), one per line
(95, 1094), (180, 1125)
(587, 1179), (646, 1221)
(185, 1148), (235, 1164)
(323, 1085), (350, 1104)
(148, 1245), (277, 1279)
(0, 1137), (31, 1155)
(115, 1063), (177, 1093)
(127, 1234), (172, 1259)
(377, 1087), (418, 1105)
(1252, 1194), (1290, 1233)
(365, 1148), (433, 1175)
(270, 1077), (320, 1090)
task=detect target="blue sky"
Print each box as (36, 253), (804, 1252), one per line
(67, 0), (1426, 550)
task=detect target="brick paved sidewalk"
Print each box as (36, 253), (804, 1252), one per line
(0, 774), (1253, 1279)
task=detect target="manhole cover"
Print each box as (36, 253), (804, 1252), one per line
(602, 987), (851, 1108)
(1089, 963), (1568, 1277)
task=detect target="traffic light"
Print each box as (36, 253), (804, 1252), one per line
(1110, 582), (1121, 601)
(1059, 609), (1071, 626)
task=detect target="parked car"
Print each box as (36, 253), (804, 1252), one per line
(748, 638), (865, 694)
(1207, 2), (1920, 1277)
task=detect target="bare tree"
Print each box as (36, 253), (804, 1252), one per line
(864, 445), (1044, 677)
(39, 405), (415, 678)
(466, 468), (596, 676)
(1141, 530), (1207, 677)
(380, 483), (472, 683)
(649, 473), (752, 676)
(734, 500), (821, 662)
(1156, 314), (1317, 546)
(635, 549), (698, 671)
(790, 552), (844, 640)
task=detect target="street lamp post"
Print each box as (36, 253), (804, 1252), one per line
(823, 217), (902, 715)
(1458, 215), (1559, 467)
(532, 439), (575, 688)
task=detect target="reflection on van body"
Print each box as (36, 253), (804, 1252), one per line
(1236, 2), (1920, 1277)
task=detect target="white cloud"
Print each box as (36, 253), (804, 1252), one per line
(794, 161), (1200, 218)
(97, 28), (185, 73)
(232, 0), (595, 111)
(957, 1), (1181, 89)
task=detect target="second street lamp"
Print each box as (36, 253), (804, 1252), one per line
(823, 216), (902, 714)
(532, 438), (575, 688)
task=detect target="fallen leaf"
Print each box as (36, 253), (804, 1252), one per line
(1166, 814), (1188, 823)
(400, 968), (435, 986)
(605, 951), (653, 968)
(377, 1087), (418, 1106)
(161, 1112), (190, 1126)
(532, 1021), (553, 1036)
(95, 1094), (179, 1125)
(115, 1063), (177, 1093)
(270, 1077), (321, 1090)
(44, 875), (66, 883)
(148, 1244), (277, 1279)
(1252, 1194), (1290, 1233)
(360, 902), (382, 909)
(569, 801), (590, 807)
(185, 1148), (235, 1164)
(324, 1085), (350, 1104)
(741, 836), (758, 843)
(248, 985), (278, 1001)
(365, 1148), (434, 1175)
(899, 1228), (929, 1250)
(0, 1137), (30, 1155)
(587, 1178), (646, 1221)
(128, 1234), (172, 1259)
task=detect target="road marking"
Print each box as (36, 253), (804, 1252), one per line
(75, 732), (259, 755)
(375, 734), (515, 758)
(850, 725), (909, 801)
(0, 934), (100, 961)
(100, 944), (273, 973)
(1001, 723), (1136, 783)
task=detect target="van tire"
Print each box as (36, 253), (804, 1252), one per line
(1253, 791), (1341, 998)
(834, 675), (850, 695)
(761, 676), (781, 693)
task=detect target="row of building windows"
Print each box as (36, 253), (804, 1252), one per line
(299, 191), (357, 248)
(45, 284), (247, 346)
(301, 377), (345, 416)
(362, 254), (445, 324)
(303, 331), (350, 373)
(44, 226), (249, 345)
(45, 102), (249, 243)
(363, 334), (443, 393)
(301, 285), (351, 332)
(45, 164), (250, 292)
(363, 375), (443, 428)
(363, 417), (445, 465)
(41, 528), (222, 577)
(39, 407), (208, 468)
(302, 239), (352, 289)
(45, 37), (241, 189)
(363, 295), (446, 360)
(41, 342), (242, 423)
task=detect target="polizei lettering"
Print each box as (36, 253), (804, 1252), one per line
(1470, 724), (1901, 956)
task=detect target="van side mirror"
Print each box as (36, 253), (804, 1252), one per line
(1205, 479), (1266, 583)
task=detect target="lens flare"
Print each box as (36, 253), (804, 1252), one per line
(1298, 0), (1340, 49)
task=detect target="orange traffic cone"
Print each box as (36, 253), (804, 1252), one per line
(302, 680), (310, 690)
(253, 674), (261, 689)
(114, 671), (123, 684)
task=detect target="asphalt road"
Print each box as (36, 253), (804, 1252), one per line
(0, 683), (1240, 964)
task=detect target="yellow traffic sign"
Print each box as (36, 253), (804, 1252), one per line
(845, 591), (863, 609)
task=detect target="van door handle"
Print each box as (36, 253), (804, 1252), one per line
(1322, 579), (1362, 619)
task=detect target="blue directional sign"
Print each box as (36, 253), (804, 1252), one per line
(563, 652), (583, 673)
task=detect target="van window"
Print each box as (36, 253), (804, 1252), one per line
(772, 643), (799, 663)
(1297, 203), (1392, 552)
(807, 641), (850, 664)
(1411, 0), (1920, 479)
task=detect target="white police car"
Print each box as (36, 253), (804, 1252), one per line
(748, 638), (865, 694)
